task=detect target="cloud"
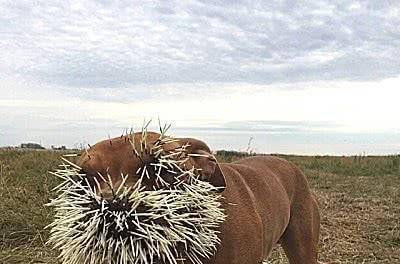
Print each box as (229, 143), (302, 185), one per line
(1, 0), (399, 89)
(1, 1), (400, 154)
(1, 76), (400, 148)
(214, 120), (339, 132)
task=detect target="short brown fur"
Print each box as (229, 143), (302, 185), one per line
(77, 132), (320, 264)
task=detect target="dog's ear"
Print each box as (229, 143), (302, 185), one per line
(179, 138), (226, 191)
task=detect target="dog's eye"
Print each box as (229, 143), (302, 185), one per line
(207, 156), (217, 162)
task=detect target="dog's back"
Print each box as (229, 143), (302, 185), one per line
(208, 156), (320, 264)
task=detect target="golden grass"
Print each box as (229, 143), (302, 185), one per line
(0, 149), (399, 263)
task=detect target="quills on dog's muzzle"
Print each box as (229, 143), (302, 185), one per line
(46, 131), (226, 264)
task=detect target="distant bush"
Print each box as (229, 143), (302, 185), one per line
(20, 143), (45, 149)
(51, 145), (67, 150)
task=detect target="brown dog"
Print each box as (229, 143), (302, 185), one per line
(78, 132), (320, 264)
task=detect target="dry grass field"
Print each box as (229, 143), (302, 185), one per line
(0, 149), (399, 263)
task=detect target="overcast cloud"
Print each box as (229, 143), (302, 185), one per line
(0, 0), (399, 153)
(1, 0), (400, 87)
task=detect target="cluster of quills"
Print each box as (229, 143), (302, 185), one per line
(46, 122), (226, 264)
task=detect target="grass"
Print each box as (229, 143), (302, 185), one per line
(0, 149), (399, 263)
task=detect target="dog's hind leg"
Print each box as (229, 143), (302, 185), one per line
(280, 196), (320, 264)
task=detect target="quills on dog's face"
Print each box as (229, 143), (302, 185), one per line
(46, 125), (227, 264)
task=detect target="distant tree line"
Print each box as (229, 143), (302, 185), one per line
(20, 143), (45, 149)
(18, 143), (67, 150)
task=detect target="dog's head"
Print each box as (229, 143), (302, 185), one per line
(77, 132), (226, 199)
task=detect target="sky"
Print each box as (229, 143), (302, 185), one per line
(0, 0), (399, 154)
